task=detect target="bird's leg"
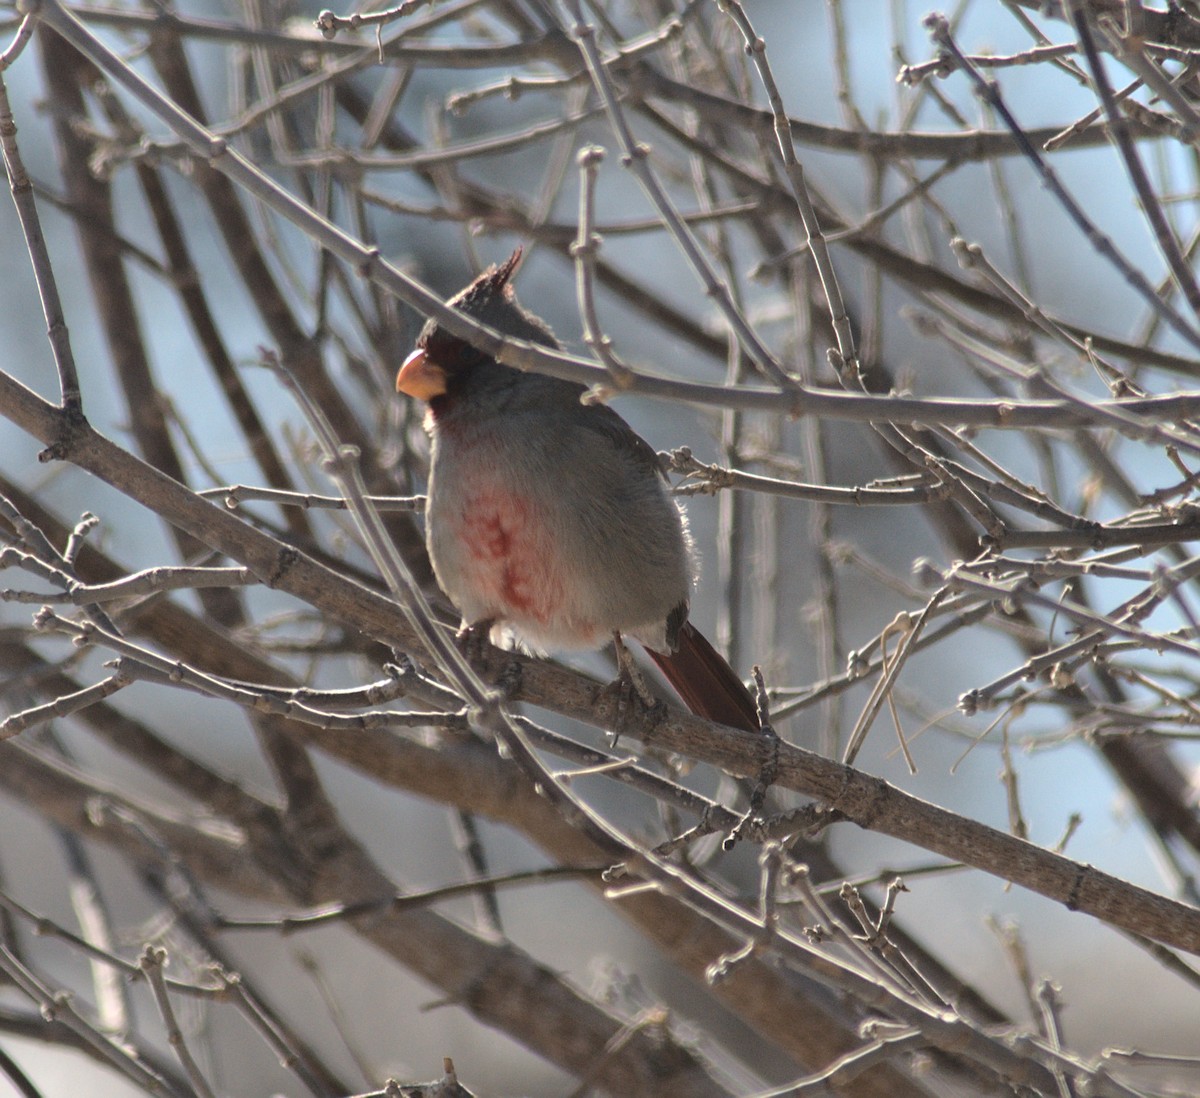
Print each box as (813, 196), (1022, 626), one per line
(609, 631), (664, 745)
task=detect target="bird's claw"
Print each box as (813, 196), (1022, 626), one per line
(455, 620), (523, 700)
(602, 631), (665, 745)
(611, 680), (668, 747)
(455, 619), (494, 666)
(494, 656), (524, 701)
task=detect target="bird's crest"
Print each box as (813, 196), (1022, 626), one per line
(449, 247), (523, 321)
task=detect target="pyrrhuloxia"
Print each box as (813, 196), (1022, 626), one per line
(396, 250), (758, 733)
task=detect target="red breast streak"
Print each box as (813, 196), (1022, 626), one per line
(438, 422), (560, 623)
(435, 418), (603, 646)
(458, 489), (546, 619)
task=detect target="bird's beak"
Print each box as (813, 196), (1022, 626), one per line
(395, 348), (447, 400)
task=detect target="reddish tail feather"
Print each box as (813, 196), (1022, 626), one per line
(645, 621), (760, 733)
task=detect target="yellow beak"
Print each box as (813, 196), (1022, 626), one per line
(395, 348), (448, 400)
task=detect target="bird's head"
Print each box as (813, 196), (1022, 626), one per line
(395, 248), (559, 406)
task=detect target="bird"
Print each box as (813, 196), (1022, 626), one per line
(396, 249), (759, 734)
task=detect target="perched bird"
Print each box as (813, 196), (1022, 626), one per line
(396, 250), (758, 733)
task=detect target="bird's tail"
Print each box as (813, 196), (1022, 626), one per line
(645, 621), (760, 733)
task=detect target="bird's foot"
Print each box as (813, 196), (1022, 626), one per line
(605, 632), (664, 747)
(493, 656), (524, 701)
(455, 619), (523, 700)
(455, 619), (495, 665)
